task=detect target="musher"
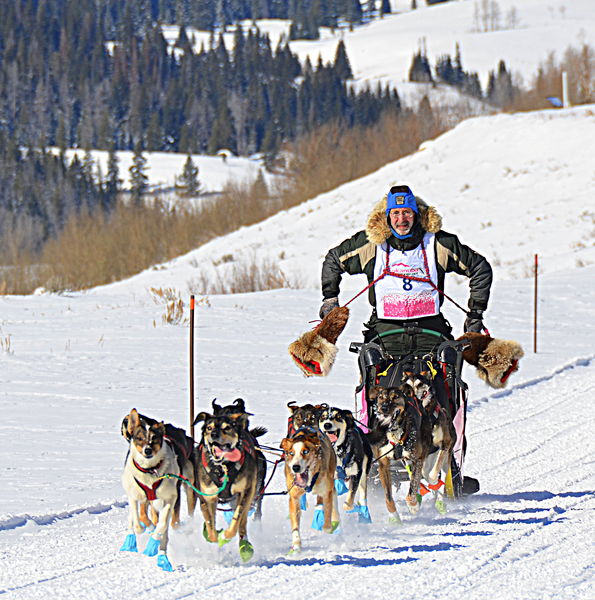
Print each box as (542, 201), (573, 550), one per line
(318, 185), (493, 494)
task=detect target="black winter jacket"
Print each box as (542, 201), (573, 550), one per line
(321, 198), (492, 318)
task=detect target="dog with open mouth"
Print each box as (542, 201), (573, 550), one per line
(280, 428), (340, 553)
(193, 406), (259, 562)
(318, 406), (373, 520)
(120, 408), (192, 571)
(210, 398), (268, 521)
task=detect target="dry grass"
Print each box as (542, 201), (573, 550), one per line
(187, 255), (303, 295)
(148, 287), (188, 325)
(1, 108), (452, 295)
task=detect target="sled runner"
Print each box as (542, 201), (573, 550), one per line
(349, 326), (471, 499)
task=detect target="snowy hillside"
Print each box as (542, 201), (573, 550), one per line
(1, 101), (594, 597)
(164, 0), (595, 108)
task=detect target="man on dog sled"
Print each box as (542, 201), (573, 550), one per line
(318, 184), (492, 496)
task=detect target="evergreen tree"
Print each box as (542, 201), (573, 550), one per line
(380, 0), (391, 17)
(106, 146), (122, 197)
(333, 40), (353, 80)
(129, 143), (149, 204)
(408, 50), (433, 83)
(178, 154), (200, 197)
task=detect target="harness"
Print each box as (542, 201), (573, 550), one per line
(132, 459), (164, 501)
(199, 437), (256, 500)
(343, 238), (470, 317)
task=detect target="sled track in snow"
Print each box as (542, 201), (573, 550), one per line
(468, 352), (595, 413)
(0, 501), (127, 533)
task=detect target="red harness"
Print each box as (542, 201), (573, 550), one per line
(132, 459), (164, 501)
(134, 477), (163, 501)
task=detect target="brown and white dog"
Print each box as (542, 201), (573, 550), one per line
(280, 428), (340, 554)
(193, 406), (260, 562)
(120, 408), (193, 571)
(121, 409), (197, 530)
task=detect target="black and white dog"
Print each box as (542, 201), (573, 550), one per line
(318, 405), (373, 521)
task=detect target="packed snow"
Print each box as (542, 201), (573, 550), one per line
(2, 1), (595, 597)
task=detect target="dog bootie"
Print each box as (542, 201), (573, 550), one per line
(143, 535), (160, 557)
(120, 533), (138, 552)
(435, 499), (447, 515)
(388, 512), (402, 525)
(311, 506), (324, 531)
(347, 504), (372, 524)
(202, 523), (220, 543)
(300, 494), (308, 511)
(239, 538), (254, 563)
(157, 553), (173, 572)
(334, 478), (349, 496)
(357, 504), (372, 524)
(217, 530), (232, 547)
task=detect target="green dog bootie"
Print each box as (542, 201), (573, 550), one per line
(203, 523), (220, 543)
(388, 513), (402, 525)
(217, 530), (232, 547)
(435, 499), (447, 515)
(239, 538), (254, 562)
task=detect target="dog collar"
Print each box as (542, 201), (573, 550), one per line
(133, 458), (163, 476)
(304, 471), (319, 493)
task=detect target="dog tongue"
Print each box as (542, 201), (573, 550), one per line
(213, 446), (242, 462)
(295, 472), (309, 488)
(327, 433), (338, 443)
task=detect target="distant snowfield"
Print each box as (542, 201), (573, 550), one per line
(164, 0), (595, 107)
(61, 148), (272, 195)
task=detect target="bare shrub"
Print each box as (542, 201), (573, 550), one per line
(188, 256), (303, 295)
(148, 287), (187, 325)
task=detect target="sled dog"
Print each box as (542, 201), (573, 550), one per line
(121, 409), (197, 528)
(120, 408), (191, 571)
(193, 406), (260, 562)
(403, 371), (456, 507)
(318, 406), (372, 514)
(280, 427), (339, 553)
(210, 398), (268, 521)
(286, 401), (323, 436)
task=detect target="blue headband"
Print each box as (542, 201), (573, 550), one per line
(386, 190), (418, 216)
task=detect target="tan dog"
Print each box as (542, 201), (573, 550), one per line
(280, 429), (340, 554)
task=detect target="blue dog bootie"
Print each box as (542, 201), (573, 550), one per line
(346, 503), (372, 524)
(143, 535), (160, 557)
(157, 553), (173, 572)
(300, 494), (308, 511)
(311, 506), (324, 531)
(120, 533), (138, 552)
(334, 478), (349, 496)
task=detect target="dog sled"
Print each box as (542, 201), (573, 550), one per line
(349, 325), (470, 499)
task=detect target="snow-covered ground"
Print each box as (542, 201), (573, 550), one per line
(1, 102), (594, 597)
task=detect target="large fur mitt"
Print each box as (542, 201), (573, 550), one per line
(288, 307), (350, 377)
(458, 332), (524, 389)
